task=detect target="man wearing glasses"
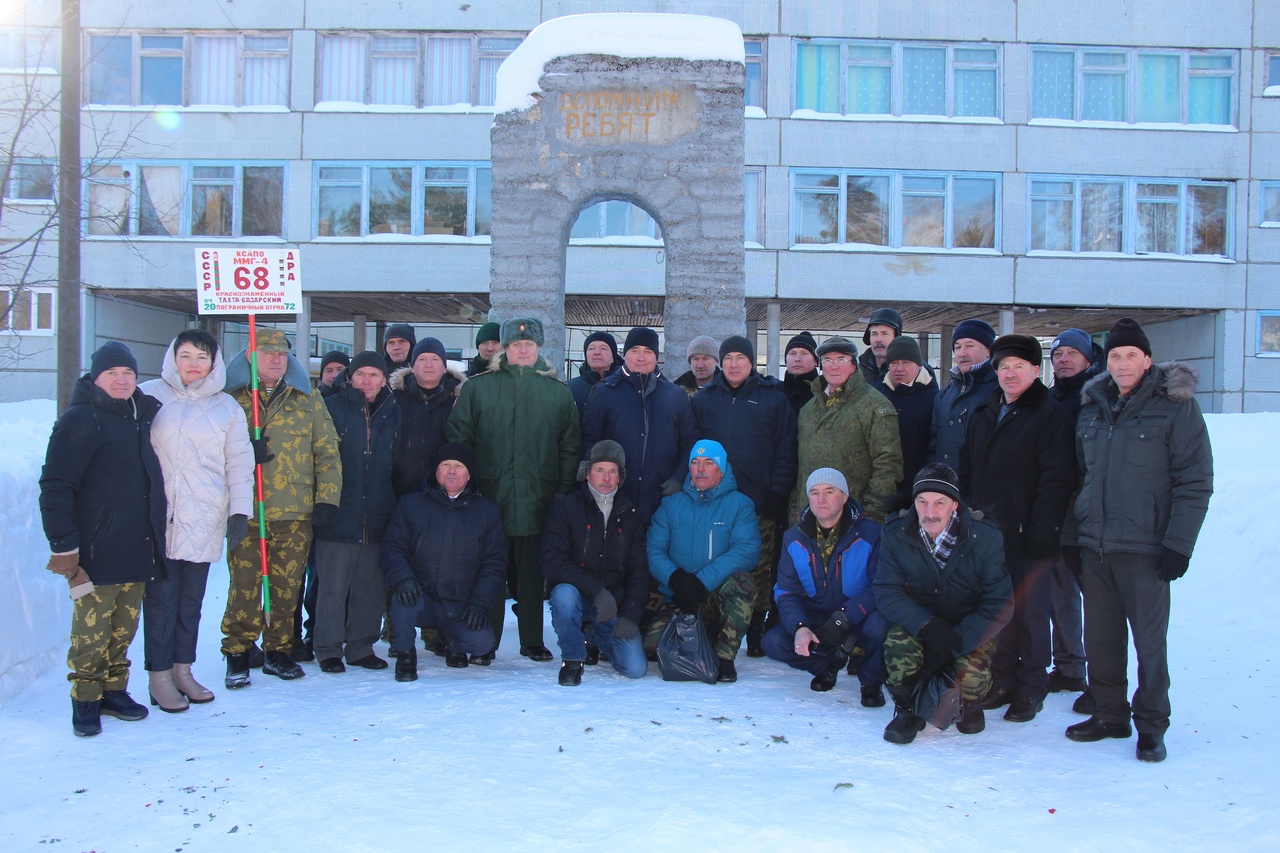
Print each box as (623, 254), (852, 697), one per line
(791, 336), (902, 524)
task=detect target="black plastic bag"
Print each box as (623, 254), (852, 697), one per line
(912, 666), (963, 730)
(656, 612), (719, 684)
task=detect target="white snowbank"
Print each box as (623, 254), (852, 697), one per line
(494, 14), (745, 115)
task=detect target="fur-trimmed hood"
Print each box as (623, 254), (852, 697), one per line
(1082, 360), (1199, 406)
(389, 365), (466, 396)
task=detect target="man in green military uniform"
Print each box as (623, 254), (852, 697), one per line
(221, 329), (341, 688)
(446, 317), (580, 661)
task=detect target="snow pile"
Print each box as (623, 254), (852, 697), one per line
(494, 14), (745, 114)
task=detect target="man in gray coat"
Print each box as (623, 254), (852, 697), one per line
(1063, 318), (1213, 763)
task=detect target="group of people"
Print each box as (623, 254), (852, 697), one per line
(39, 311), (1212, 764)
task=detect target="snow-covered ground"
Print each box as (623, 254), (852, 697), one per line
(2, 400), (1277, 851)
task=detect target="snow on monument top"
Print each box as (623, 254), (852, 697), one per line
(494, 13), (745, 115)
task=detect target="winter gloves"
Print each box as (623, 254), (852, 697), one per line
(919, 619), (958, 675)
(1061, 547), (1082, 580)
(668, 568), (707, 612)
(817, 610), (851, 649)
(226, 514), (249, 550)
(1157, 547), (1191, 583)
(394, 578), (421, 607)
(659, 477), (683, 497)
(592, 588), (617, 624)
(46, 550), (94, 601)
(462, 604), (489, 631)
(765, 491), (791, 526)
(311, 503), (339, 529)
(250, 436), (274, 466)
(612, 617), (639, 640)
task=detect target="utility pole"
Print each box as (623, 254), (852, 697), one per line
(56, 0), (80, 413)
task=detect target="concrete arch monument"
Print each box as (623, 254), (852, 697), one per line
(490, 14), (747, 369)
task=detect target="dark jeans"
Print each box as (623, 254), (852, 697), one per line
(1050, 552), (1086, 678)
(762, 608), (890, 686)
(548, 583), (646, 678)
(390, 593), (495, 657)
(1082, 550), (1171, 735)
(143, 559), (210, 671)
(990, 556), (1053, 703)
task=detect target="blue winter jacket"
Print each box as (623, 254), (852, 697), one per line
(646, 460), (761, 601)
(774, 500), (881, 634)
(928, 359), (997, 469)
(582, 367), (699, 525)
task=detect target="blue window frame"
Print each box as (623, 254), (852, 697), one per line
(313, 162), (491, 238)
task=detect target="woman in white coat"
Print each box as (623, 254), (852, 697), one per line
(140, 330), (254, 711)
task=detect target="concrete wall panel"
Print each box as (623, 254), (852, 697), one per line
(784, 1), (1016, 42)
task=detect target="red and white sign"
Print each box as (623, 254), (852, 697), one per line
(195, 248), (302, 315)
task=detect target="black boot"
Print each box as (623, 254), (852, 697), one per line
(395, 650), (418, 682)
(810, 668), (838, 692)
(99, 690), (148, 721)
(1136, 732), (1167, 763)
(584, 644), (600, 666)
(745, 612), (765, 658)
(884, 704), (926, 744)
(519, 645), (553, 662)
(559, 660), (584, 686)
(1072, 688), (1096, 715)
(247, 643), (264, 669)
(224, 651), (251, 689)
(262, 650), (305, 680)
(469, 651), (494, 666)
(716, 658), (738, 683)
(72, 698), (102, 737)
(860, 683), (886, 708)
(957, 701), (985, 735)
(446, 652), (469, 668)
(423, 630), (448, 658)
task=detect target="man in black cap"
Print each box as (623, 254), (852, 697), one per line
(961, 334), (1076, 724)
(1062, 318), (1213, 763)
(859, 307), (903, 384)
(581, 326), (698, 526)
(318, 350), (350, 398)
(380, 442), (507, 679)
(467, 321), (503, 377)
(782, 331), (819, 414)
(873, 335), (938, 497)
(383, 323), (417, 374)
(692, 334), (798, 656)
(568, 331), (623, 420)
(929, 318), (998, 469)
(390, 336), (465, 498)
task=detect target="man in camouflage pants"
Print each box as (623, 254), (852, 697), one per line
(221, 329), (341, 688)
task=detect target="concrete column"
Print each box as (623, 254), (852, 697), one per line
(353, 314), (367, 352)
(939, 324), (954, 388)
(999, 308), (1015, 335)
(295, 296), (312, 367)
(766, 301), (781, 378)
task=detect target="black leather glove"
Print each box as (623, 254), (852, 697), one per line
(765, 491), (791, 526)
(592, 588), (618, 624)
(226, 514), (249, 550)
(612, 616), (639, 640)
(919, 618), (957, 675)
(668, 568), (707, 612)
(1157, 547), (1190, 583)
(1061, 547), (1082, 580)
(462, 604), (489, 631)
(659, 478), (683, 497)
(250, 435), (274, 466)
(311, 503), (339, 529)
(817, 610), (850, 648)
(395, 578), (421, 608)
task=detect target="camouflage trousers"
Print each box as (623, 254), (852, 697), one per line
(221, 520), (310, 656)
(751, 515), (778, 616)
(883, 624), (998, 703)
(642, 572), (757, 661)
(67, 582), (144, 701)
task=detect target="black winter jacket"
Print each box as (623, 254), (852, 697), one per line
(1067, 363), (1213, 558)
(39, 375), (166, 584)
(783, 369), (818, 414)
(581, 368), (699, 525)
(390, 367), (463, 497)
(873, 369), (939, 494)
(568, 359), (622, 420)
(1050, 349), (1103, 425)
(691, 370), (798, 516)
(929, 360), (997, 469)
(379, 484), (507, 612)
(873, 504), (1012, 654)
(959, 380), (1077, 560)
(540, 483), (650, 625)
(317, 384), (401, 543)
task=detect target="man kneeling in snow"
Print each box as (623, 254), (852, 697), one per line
(379, 443), (507, 680)
(872, 464), (1011, 744)
(541, 440), (650, 686)
(763, 468), (889, 706)
(644, 439), (760, 684)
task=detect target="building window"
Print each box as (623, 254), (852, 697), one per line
(1259, 312), (1280, 356)
(317, 32), (522, 108)
(1263, 183), (1280, 226)
(314, 162), (491, 237)
(86, 32), (290, 107)
(1031, 46), (1236, 126)
(1267, 52), (1280, 93)
(569, 201), (660, 241)
(745, 38), (765, 110)
(791, 169), (999, 250)
(1028, 176), (1232, 258)
(85, 162), (285, 237)
(4, 160), (56, 202)
(745, 169), (763, 244)
(0, 27), (58, 70)
(0, 287), (54, 334)
(794, 39), (1000, 119)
